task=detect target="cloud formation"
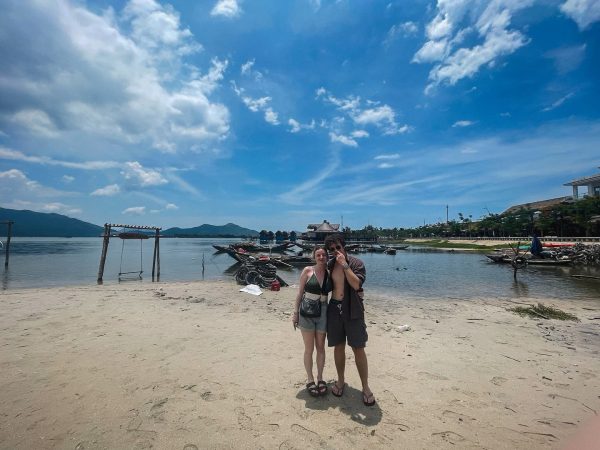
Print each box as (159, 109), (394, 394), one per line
(91, 184), (121, 196)
(560, 0), (600, 30)
(211, 0), (242, 18)
(414, 0), (534, 94)
(0, 0), (230, 156)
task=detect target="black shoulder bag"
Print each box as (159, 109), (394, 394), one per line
(299, 271), (328, 318)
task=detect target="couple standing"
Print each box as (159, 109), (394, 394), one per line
(291, 234), (376, 407)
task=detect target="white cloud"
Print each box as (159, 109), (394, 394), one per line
(211, 0), (242, 18)
(542, 92), (575, 112)
(329, 132), (358, 147)
(241, 59), (255, 75)
(243, 96), (271, 112)
(0, 1), (229, 156)
(0, 147), (120, 170)
(288, 118), (302, 133)
(232, 82), (281, 126)
(414, 0), (534, 93)
(318, 89), (410, 136)
(165, 203), (178, 210)
(62, 175), (75, 183)
(288, 118), (316, 133)
(91, 184), (121, 196)
(122, 206), (147, 215)
(560, 0), (600, 30)
(264, 108), (280, 125)
(384, 21), (419, 46)
(452, 120), (475, 127)
(10, 109), (60, 138)
(278, 154), (340, 204)
(124, 0), (199, 55)
(351, 130), (369, 138)
(0, 169), (74, 199)
(121, 161), (168, 187)
(375, 153), (400, 160)
(378, 163), (394, 169)
(40, 202), (82, 216)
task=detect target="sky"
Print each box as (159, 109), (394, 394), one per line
(1, 0), (599, 232)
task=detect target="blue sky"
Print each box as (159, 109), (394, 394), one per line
(1, 0), (599, 231)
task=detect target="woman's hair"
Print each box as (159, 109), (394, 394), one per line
(312, 245), (328, 260)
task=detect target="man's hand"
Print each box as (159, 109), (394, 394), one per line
(334, 250), (346, 267)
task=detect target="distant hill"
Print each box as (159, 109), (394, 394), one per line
(162, 223), (259, 237)
(0, 207), (104, 237)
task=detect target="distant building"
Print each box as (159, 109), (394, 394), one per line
(503, 167), (600, 214)
(301, 220), (340, 242)
(564, 167), (600, 199)
(502, 196), (573, 215)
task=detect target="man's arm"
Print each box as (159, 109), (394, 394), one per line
(344, 257), (365, 291)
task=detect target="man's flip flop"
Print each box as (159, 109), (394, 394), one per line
(331, 382), (346, 397)
(363, 392), (376, 406)
(306, 382), (319, 397)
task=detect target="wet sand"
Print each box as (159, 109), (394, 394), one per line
(1, 280), (599, 449)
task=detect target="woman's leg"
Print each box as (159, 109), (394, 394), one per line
(315, 331), (326, 382)
(301, 330), (316, 382)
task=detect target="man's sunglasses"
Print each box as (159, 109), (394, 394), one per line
(329, 245), (342, 251)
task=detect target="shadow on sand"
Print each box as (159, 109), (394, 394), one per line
(295, 382), (382, 426)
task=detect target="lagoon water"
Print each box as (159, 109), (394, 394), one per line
(1, 237), (599, 301)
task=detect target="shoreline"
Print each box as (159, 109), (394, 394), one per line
(1, 280), (599, 449)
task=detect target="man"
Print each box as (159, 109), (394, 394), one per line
(324, 233), (375, 406)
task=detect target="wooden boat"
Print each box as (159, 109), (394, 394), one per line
(212, 244), (230, 253)
(485, 254), (572, 266)
(384, 248), (397, 255)
(389, 244), (409, 250)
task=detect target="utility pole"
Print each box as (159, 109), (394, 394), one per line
(446, 205), (449, 224)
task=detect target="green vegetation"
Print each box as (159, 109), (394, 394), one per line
(407, 240), (509, 251)
(342, 196), (600, 239)
(509, 303), (579, 321)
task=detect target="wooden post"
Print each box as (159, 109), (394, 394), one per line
(156, 229), (160, 281)
(97, 224), (111, 283)
(4, 221), (12, 268)
(152, 229), (158, 281)
(152, 228), (160, 281)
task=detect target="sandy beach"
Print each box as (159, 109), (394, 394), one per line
(1, 280), (599, 449)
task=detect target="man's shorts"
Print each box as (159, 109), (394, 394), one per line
(326, 299), (368, 348)
(298, 300), (327, 333)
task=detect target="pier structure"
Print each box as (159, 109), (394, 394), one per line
(97, 223), (161, 283)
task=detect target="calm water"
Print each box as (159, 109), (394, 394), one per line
(1, 238), (599, 301)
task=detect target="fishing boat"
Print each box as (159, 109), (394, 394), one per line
(485, 254), (572, 266)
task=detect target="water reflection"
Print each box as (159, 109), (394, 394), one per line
(511, 279), (529, 297)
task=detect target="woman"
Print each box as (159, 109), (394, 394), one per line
(292, 245), (332, 397)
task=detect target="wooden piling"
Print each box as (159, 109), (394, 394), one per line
(97, 224), (111, 283)
(4, 221), (13, 268)
(152, 228), (159, 281)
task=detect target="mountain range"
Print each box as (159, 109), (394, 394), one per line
(0, 207), (259, 237)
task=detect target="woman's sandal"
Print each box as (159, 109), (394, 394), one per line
(306, 381), (320, 397)
(317, 380), (328, 396)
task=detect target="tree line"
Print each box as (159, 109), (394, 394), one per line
(341, 197), (600, 239)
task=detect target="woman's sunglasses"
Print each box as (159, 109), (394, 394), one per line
(329, 244), (342, 251)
